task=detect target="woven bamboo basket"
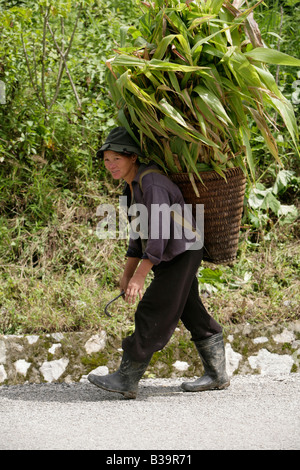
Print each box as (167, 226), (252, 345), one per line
(170, 167), (246, 264)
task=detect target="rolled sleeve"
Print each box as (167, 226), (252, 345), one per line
(126, 237), (143, 259)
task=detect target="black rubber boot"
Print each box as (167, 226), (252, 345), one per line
(88, 351), (151, 399)
(181, 332), (230, 392)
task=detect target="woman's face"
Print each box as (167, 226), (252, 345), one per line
(103, 150), (138, 182)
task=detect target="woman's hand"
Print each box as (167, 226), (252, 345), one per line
(120, 257), (140, 294)
(120, 275), (130, 294)
(123, 259), (154, 305)
(125, 272), (146, 305)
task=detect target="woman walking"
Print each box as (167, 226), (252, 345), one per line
(88, 127), (229, 398)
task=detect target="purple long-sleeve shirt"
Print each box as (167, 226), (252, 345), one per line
(123, 163), (202, 265)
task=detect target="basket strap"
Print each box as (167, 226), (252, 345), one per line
(139, 168), (202, 243)
(171, 211), (202, 242)
(138, 169), (163, 191)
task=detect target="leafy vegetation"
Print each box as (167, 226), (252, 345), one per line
(0, 0), (299, 335)
(106, 0), (299, 181)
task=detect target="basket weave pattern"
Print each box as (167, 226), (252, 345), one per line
(170, 167), (246, 264)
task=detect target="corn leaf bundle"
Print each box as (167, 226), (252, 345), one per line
(106, 0), (299, 179)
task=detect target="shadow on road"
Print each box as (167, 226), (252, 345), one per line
(0, 381), (190, 403)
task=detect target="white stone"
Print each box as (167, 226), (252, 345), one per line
(64, 375), (74, 384)
(253, 336), (269, 344)
(248, 349), (294, 375)
(40, 357), (69, 382)
(80, 375), (89, 383)
(84, 332), (107, 354)
(82, 366), (109, 383)
(14, 359), (31, 376)
(242, 324), (252, 335)
(89, 365), (109, 376)
(51, 333), (64, 342)
(11, 342), (23, 353)
(26, 335), (39, 345)
(48, 343), (61, 354)
(172, 361), (189, 372)
(0, 364), (7, 383)
(0, 340), (6, 364)
(225, 343), (242, 376)
(273, 329), (295, 344)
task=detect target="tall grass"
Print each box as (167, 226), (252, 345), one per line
(0, 215), (299, 335)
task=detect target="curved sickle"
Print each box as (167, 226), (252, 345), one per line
(104, 290), (125, 317)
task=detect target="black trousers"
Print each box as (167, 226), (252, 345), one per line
(122, 248), (222, 362)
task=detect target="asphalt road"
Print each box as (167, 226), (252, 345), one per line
(0, 374), (299, 451)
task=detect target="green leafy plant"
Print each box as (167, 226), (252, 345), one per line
(106, 0), (300, 181)
(246, 169), (299, 230)
(0, 0), (137, 173)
